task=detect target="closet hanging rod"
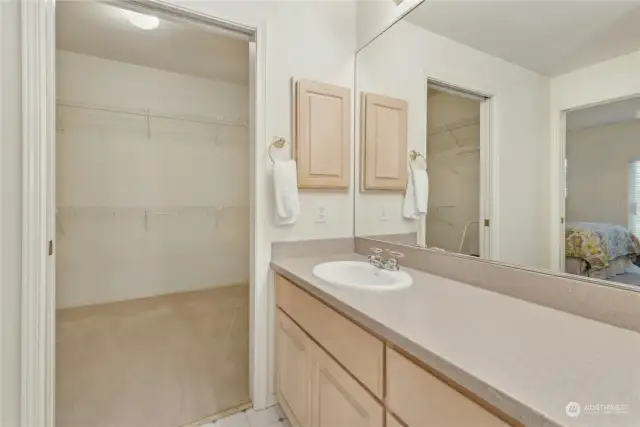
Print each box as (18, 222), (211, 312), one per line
(57, 100), (248, 128)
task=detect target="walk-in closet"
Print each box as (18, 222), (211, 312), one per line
(55, 3), (251, 426)
(426, 86), (482, 255)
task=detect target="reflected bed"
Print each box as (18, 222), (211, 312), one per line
(565, 222), (640, 280)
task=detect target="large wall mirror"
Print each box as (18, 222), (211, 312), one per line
(354, 0), (640, 290)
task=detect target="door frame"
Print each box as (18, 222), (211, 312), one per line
(20, 1), (268, 425)
(420, 77), (498, 260)
(550, 110), (567, 273)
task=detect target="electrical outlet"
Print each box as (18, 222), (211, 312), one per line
(379, 208), (389, 221)
(315, 206), (326, 223)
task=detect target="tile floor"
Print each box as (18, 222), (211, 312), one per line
(203, 405), (290, 427)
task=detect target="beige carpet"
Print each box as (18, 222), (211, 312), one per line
(56, 284), (250, 427)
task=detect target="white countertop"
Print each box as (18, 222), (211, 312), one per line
(272, 253), (640, 427)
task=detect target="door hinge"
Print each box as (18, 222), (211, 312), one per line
(48, 240), (53, 256)
(484, 219), (490, 227)
(561, 217), (565, 224)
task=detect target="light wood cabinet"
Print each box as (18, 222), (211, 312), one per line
(276, 310), (312, 427)
(275, 274), (518, 427)
(276, 275), (384, 397)
(294, 80), (351, 189)
(361, 92), (408, 191)
(310, 339), (383, 427)
(276, 308), (383, 427)
(386, 347), (510, 427)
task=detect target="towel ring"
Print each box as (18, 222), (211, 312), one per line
(269, 136), (288, 163)
(409, 150), (426, 171)
(409, 150), (426, 162)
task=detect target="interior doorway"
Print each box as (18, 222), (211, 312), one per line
(54, 2), (253, 426)
(560, 96), (640, 286)
(422, 81), (491, 258)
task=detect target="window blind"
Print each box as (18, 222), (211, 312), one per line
(628, 160), (640, 237)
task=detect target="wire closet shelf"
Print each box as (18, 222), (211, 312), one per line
(56, 100), (249, 129)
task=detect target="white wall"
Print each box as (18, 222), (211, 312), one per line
(56, 50), (250, 308)
(426, 91), (480, 254)
(566, 120), (640, 227)
(0, 1), (22, 425)
(355, 19), (550, 268)
(549, 48), (640, 270)
(356, 0), (423, 50)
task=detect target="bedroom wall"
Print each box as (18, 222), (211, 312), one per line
(566, 119), (640, 227)
(355, 18), (550, 268)
(56, 50), (250, 309)
(426, 90), (480, 255)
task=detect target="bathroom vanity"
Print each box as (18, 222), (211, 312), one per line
(272, 252), (640, 427)
(274, 272), (513, 427)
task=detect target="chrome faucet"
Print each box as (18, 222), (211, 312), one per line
(368, 247), (404, 271)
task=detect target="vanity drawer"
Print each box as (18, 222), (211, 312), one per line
(386, 347), (511, 427)
(276, 274), (384, 398)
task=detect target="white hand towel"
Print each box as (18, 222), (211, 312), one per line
(403, 168), (429, 219)
(273, 160), (300, 225)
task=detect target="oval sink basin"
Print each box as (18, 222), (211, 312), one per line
(312, 261), (413, 291)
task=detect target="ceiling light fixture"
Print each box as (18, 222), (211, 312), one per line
(121, 9), (159, 30)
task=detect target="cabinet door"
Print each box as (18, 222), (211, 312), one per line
(310, 341), (383, 427)
(361, 92), (408, 191)
(294, 80), (352, 189)
(276, 310), (312, 427)
(276, 275), (384, 398)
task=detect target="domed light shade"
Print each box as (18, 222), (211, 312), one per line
(121, 9), (159, 30)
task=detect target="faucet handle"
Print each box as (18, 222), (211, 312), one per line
(369, 247), (383, 254)
(383, 251), (404, 271)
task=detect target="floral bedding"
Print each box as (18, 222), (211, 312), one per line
(565, 222), (640, 271)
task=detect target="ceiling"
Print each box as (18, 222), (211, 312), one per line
(405, 0), (640, 77)
(567, 96), (640, 131)
(56, 2), (249, 85)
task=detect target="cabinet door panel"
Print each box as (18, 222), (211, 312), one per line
(361, 93), (408, 191)
(295, 80), (351, 189)
(311, 342), (383, 427)
(276, 310), (311, 427)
